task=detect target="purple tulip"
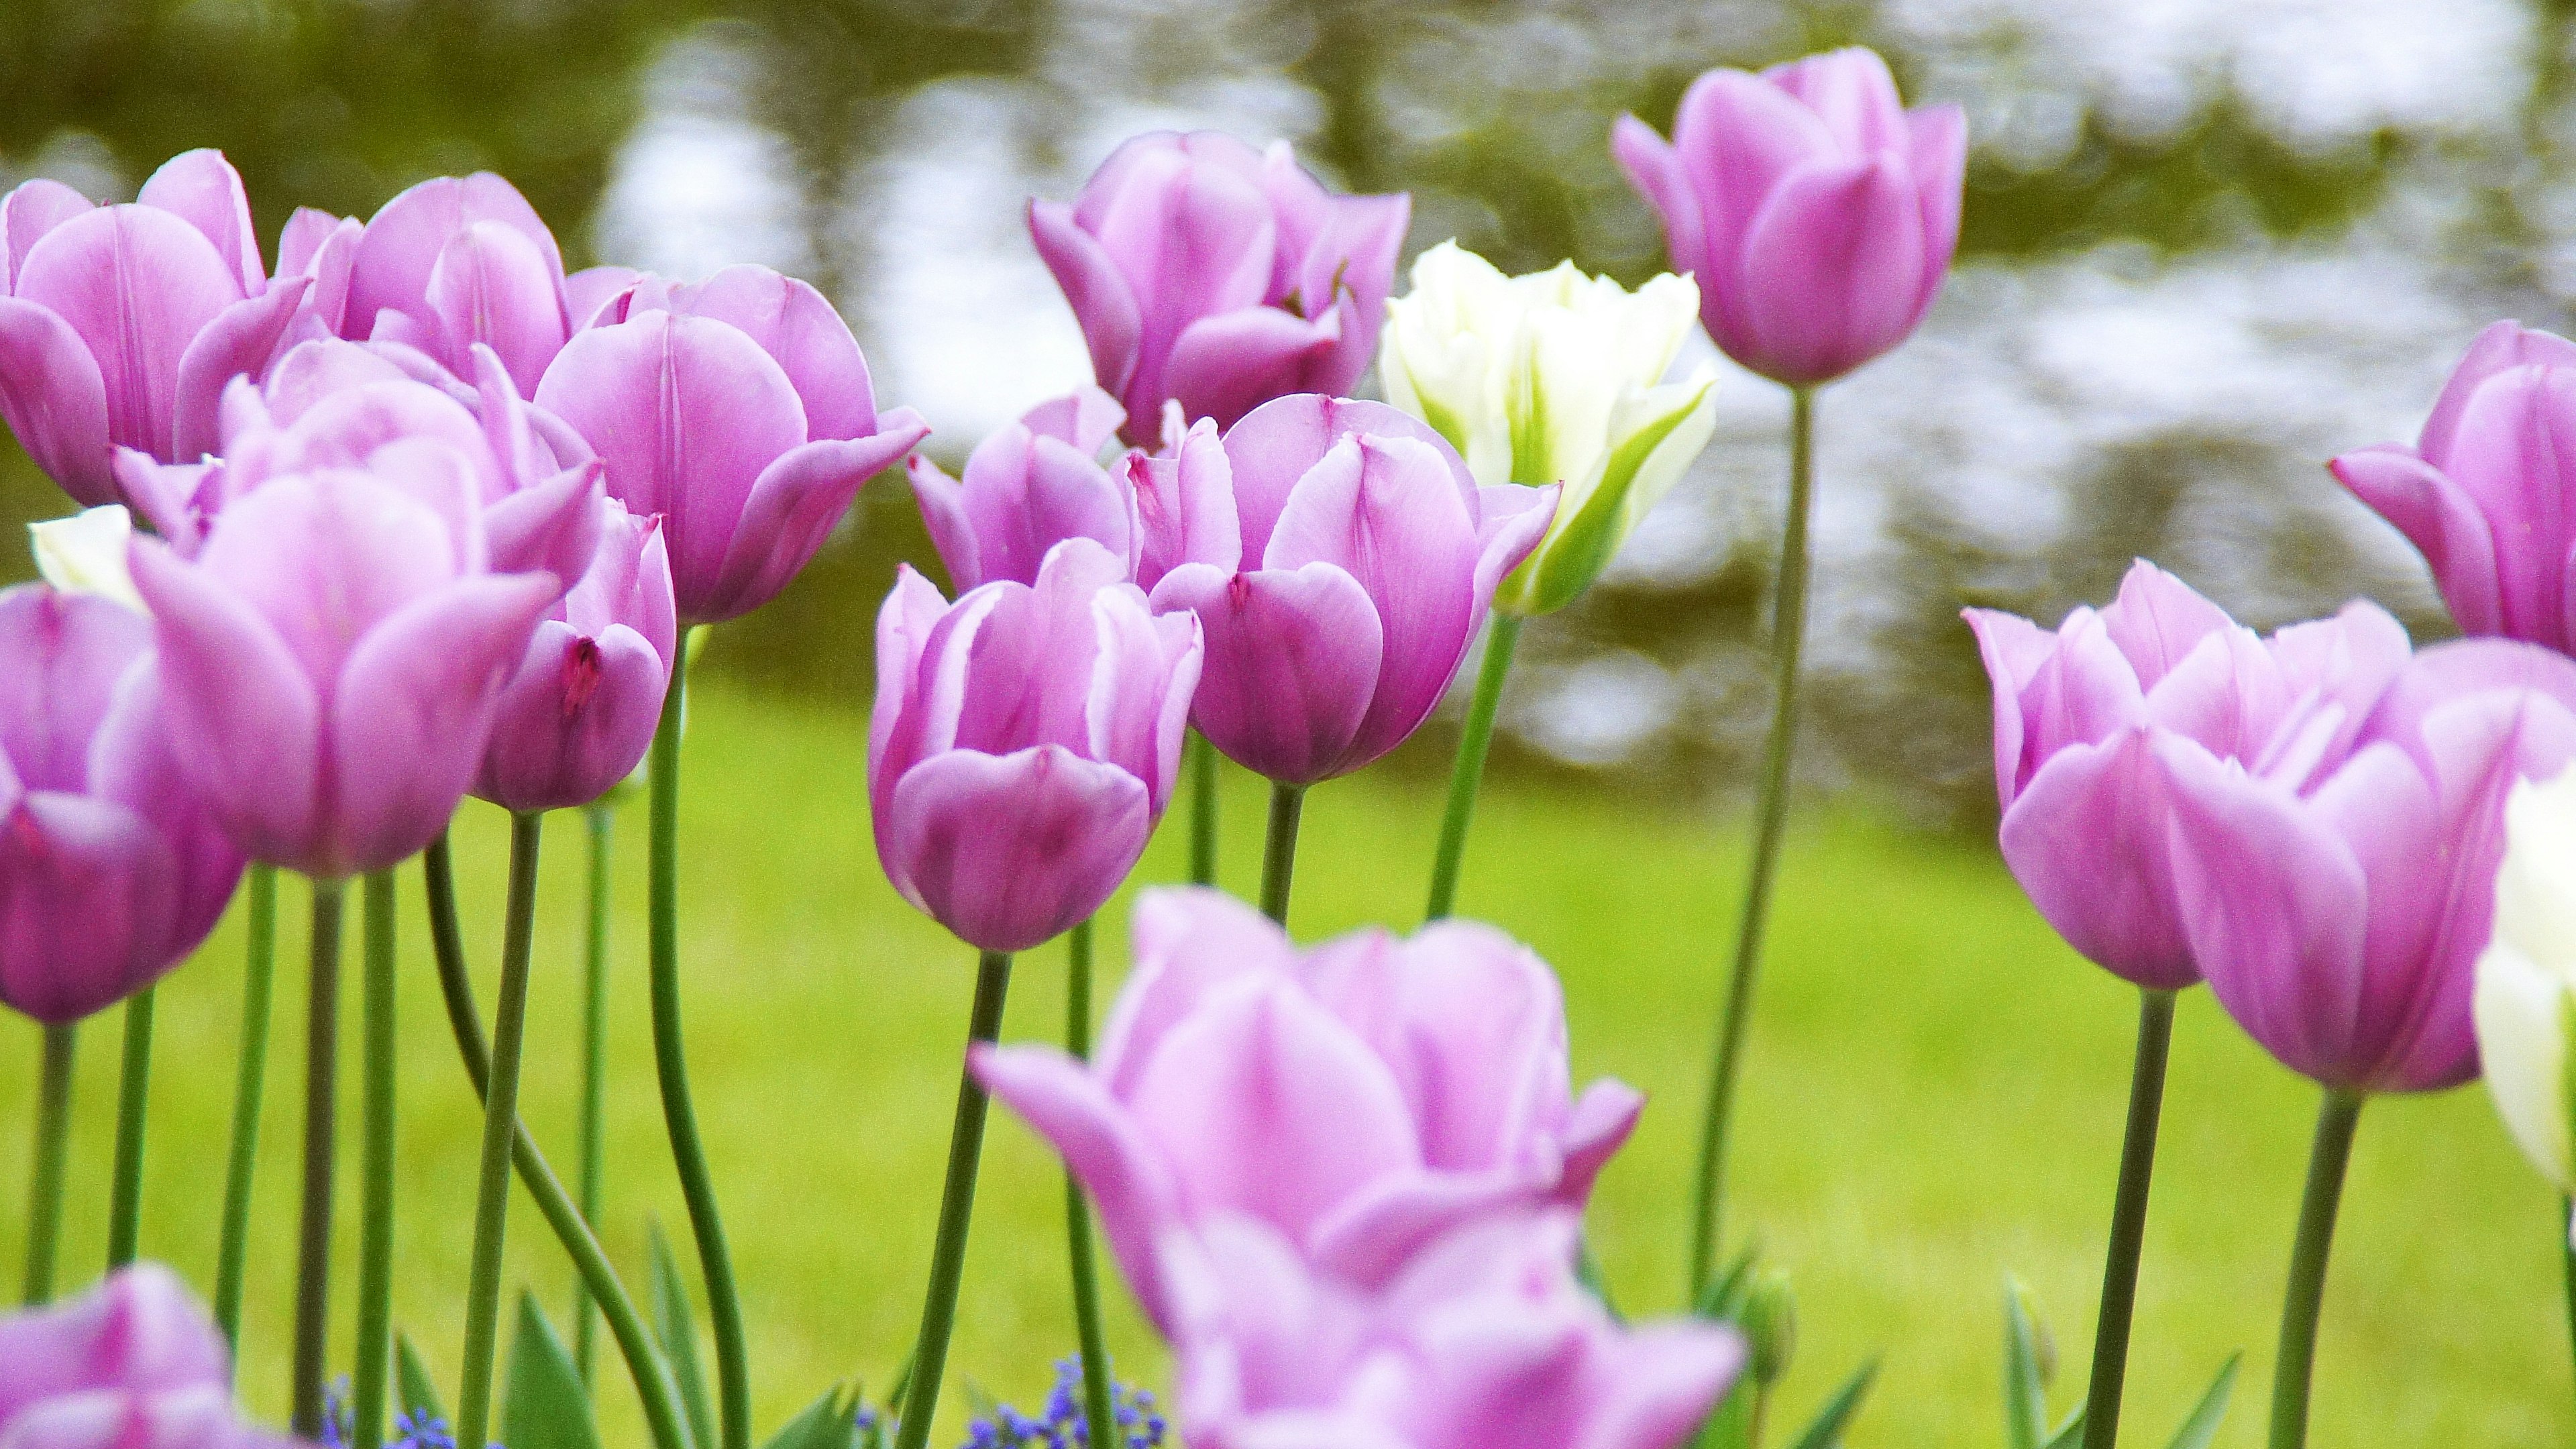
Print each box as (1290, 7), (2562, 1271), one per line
(871, 539), (1201, 953)
(0, 1265), (293, 1449)
(973, 886), (1644, 1333)
(0, 586), (244, 1024)
(1141, 394), (1554, 785)
(1613, 47), (1965, 386)
(1030, 131), (1411, 443)
(2155, 635), (2576, 1092)
(0, 151), (316, 506)
(1163, 1208), (1741, 1449)
(536, 264), (930, 623)
(1964, 563), (2410, 989)
(342, 172), (589, 396)
(908, 385), (1134, 590)
(2330, 320), (2576, 652)
(473, 501), (678, 812)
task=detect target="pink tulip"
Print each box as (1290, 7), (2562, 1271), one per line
(2331, 320), (2576, 652)
(1613, 47), (1965, 386)
(1031, 131), (1411, 443)
(2156, 635), (2576, 1091)
(1142, 394), (1554, 785)
(537, 264), (931, 623)
(0, 586), (244, 1024)
(0, 151), (316, 506)
(1164, 1209), (1740, 1449)
(871, 539), (1201, 953)
(0, 1265), (292, 1449)
(1964, 563), (2409, 989)
(908, 385), (1134, 590)
(973, 887), (1644, 1332)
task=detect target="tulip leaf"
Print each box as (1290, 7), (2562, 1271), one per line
(1694, 1244), (1762, 1322)
(2043, 1405), (2088, 1449)
(2004, 1279), (2052, 1449)
(651, 1220), (719, 1449)
(396, 1330), (446, 1425)
(1784, 1358), (1879, 1449)
(504, 1291), (603, 1449)
(1690, 1379), (1755, 1449)
(2161, 1353), (2242, 1449)
(761, 1385), (857, 1449)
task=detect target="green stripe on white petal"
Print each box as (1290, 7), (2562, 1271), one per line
(1495, 372), (1717, 616)
(2473, 767), (2576, 1192)
(30, 504), (146, 614)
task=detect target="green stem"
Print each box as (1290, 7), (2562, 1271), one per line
(215, 863), (279, 1351)
(1687, 384), (1816, 1297)
(458, 813), (545, 1449)
(1258, 783), (1305, 927)
(104, 985), (154, 1268)
(291, 877), (349, 1439)
(20, 1020), (74, 1305)
(892, 950), (1014, 1449)
(426, 853), (698, 1449)
(1063, 921), (1118, 1449)
(2080, 989), (2178, 1449)
(576, 802), (614, 1388)
(2563, 1197), (2575, 1421)
(649, 641), (750, 1449)
(2269, 1089), (2364, 1449)
(354, 871), (400, 1449)
(1187, 731), (1219, 887)
(1425, 613), (1523, 922)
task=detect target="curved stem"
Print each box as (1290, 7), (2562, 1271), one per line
(576, 803), (615, 1388)
(2269, 1090), (2364, 1449)
(291, 878), (349, 1439)
(104, 986), (154, 1268)
(20, 1020), (75, 1305)
(649, 641), (750, 1449)
(457, 813), (545, 1449)
(1187, 731), (1219, 888)
(1062, 921), (1118, 1449)
(354, 871), (400, 1449)
(215, 864), (279, 1351)
(1258, 784), (1306, 927)
(2080, 989), (2177, 1449)
(1687, 384), (1815, 1297)
(426, 853), (697, 1449)
(1425, 614), (1523, 922)
(892, 950), (1014, 1449)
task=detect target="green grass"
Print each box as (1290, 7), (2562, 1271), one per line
(0, 683), (2566, 1448)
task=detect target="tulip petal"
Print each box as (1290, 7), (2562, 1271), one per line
(701, 412), (928, 623)
(1020, 384), (1126, 455)
(0, 587), (150, 794)
(425, 222), (570, 394)
(476, 619), (668, 812)
(906, 454), (982, 590)
(2101, 558), (2237, 692)
(1130, 416), (1242, 588)
(2475, 940), (2575, 1188)
(879, 744), (1151, 952)
(0, 792), (176, 1023)
(867, 566), (953, 820)
(672, 265), (879, 441)
(1763, 48), (1911, 154)
(2421, 320), (2576, 467)
(0, 297), (115, 505)
(1098, 886), (1301, 1096)
(1220, 394), (1478, 564)
(1087, 583), (1201, 808)
(564, 264), (643, 330)
(170, 278), (309, 464)
(1963, 607), (2057, 808)
(2420, 365), (2576, 643)
(15, 206), (239, 462)
(348, 172), (566, 349)
(1030, 199), (1145, 407)
(1611, 115), (1705, 287)
(2001, 727), (2199, 989)
(1733, 152), (1928, 384)
(0, 1265), (231, 1425)
(3, 179), (93, 292)
(1087, 149), (1278, 406)
(136, 148), (264, 297)
(1907, 104), (1968, 315)
(1669, 69), (1838, 351)
(1165, 305), (1342, 434)
(1150, 561), (1383, 785)
(1567, 1322), (1750, 1449)
(482, 460), (604, 589)
(1558, 1079), (1646, 1204)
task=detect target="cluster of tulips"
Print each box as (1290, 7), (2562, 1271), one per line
(7, 32), (2572, 1449)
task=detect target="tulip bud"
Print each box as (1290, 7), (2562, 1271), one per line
(2474, 766), (2576, 1201)
(29, 505), (143, 614)
(1741, 1269), (1797, 1388)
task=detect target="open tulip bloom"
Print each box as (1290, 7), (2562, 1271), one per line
(908, 386), (1135, 592)
(0, 1265), (291, 1449)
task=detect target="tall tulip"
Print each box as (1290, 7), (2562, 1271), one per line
(1032, 131), (1411, 443)
(908, 386), (1132, 591)
(0, 151), (317, 506)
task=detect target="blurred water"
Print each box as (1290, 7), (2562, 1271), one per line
(6, 0), (2571, 828)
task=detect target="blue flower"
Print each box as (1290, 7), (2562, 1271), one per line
(958, 1359), (1165, 1449)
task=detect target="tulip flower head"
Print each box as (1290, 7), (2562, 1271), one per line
(870, 538), (1201, 953)
(2332, 320), (2576, 653)
(2473, 765), (2576, 1200)
(1142, 394), (1556, 785)
(0, 584), (244, 1024)
(1031, 131), (1411, 443)
(0, 1265), (290, 1449)
(537, 265), (930, 623)
(1613, 47), (1965, 386)
(973, 887), (1644, 1332)
(0, 150), (321, 506)
(1380, 241), (1717, 614)
(908, 386), (1134, 590)
(341, 170), (603, 395)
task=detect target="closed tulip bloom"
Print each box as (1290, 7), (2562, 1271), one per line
(1381, 241), (1717, 614)
(342, 171), (591, 395)
(1144, 394), (1556, 784)
(0, 1265), (290, 1449)
(1964, 563), (2410, 989)
(0, 150), (315, 505)
(1164, 1209), (1740, 1449)
(2330, 321), (2576, 653)
(1613, 47), (1965, 386)
(973, 887), (1644, 1332)
(1032, 131), (1411, 443)
(537, 264), (930, 623)
(474, 502), (678, 812)
(2472, 767), (2576, 1200)
(0, 586), (243, 1023)
(871, 538), (1200, 953)
(908, 385), (1133, 590)
(2157, 637), (2576, 1092)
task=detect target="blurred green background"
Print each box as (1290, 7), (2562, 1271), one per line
(5, 0), (2576, 1445)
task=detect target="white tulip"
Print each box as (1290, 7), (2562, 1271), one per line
(2473, 765), (2576, 1201)
(28, 504), (145, 614)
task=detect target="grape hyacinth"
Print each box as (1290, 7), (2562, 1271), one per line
(961, 1359), (1166, 1449)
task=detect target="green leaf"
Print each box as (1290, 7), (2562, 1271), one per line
(504, 1292), (602, 1449)
(2004, 1279), (2051, 1449)
(1690, 1379), (1755, 1449)
(760, 1386), (856, 1449)
(396, 1330), (445, 1426)
(2162, 1353), (2242, 1449)
(1513, 376), (1715, 614)
(2043, 1404), (2088, 1449)
(1784, 1358), (1879, 1449)
(1693, 1244), (1762, 1322)
(651, 1220), (718, 1449)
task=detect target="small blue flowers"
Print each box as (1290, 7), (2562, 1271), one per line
(960, 1358), (1164, 1449)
